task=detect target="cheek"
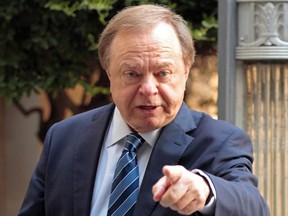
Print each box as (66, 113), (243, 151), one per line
(165, 76), (186, 95)
(159, 84), (184, 107)
(160, 79), (186, 107)
(109, 77), (125, 96)
(110, 83), (137, 105)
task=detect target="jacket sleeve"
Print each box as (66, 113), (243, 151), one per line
(205, 128), (270, 216)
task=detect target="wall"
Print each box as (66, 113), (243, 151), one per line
(0, 98), (4, 216)
(0, 95), (41, 216)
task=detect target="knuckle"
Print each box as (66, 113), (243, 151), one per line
(171, 201), (185, 211)
(168, 188), (179, 202)
(178, 207), (194, 215)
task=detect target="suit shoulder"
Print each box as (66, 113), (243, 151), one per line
(48, 103), (114, 135)
(196, 112), (249, 138)
(59, 103), (114, 124)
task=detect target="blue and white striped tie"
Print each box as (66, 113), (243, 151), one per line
(107, 133), (145, 216)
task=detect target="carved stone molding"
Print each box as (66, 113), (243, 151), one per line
(236, 1), (288, 59)
(240, 2), (288, 46)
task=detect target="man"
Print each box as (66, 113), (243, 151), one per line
(18, 4), (269, 216)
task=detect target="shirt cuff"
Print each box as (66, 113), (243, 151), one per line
(191, 169), (216, 215)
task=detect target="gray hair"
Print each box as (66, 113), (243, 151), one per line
(98, 4), (195, 70)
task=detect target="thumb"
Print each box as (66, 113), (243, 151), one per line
(162, 165), (182, 185)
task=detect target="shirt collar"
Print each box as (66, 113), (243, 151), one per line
(108, 107), (161, 148)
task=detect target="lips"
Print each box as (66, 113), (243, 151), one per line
(138, 105), (157, 110)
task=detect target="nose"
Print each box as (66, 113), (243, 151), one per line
(138, 76), (159, 96)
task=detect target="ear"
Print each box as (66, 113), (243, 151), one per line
(106, 70), (112, 79)
(184, 64), (191, 79)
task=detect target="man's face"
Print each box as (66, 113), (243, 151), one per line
(107, 22), (190, 133)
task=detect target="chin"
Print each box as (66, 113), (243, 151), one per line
(138, 121), (167, 133)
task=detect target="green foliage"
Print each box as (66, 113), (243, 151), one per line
(0, 0), (217, 103)
(0, 0), (110, 102)
(193, 14), (217, 41)
(44, 0), (117, 23)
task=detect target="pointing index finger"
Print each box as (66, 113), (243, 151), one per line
(162, 165), (183, 185)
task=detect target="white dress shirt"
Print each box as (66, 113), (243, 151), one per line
(90, 107), (216, 216)
(90, 108), (161, 216)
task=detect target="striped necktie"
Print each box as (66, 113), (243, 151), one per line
(107, 133), (145, 216)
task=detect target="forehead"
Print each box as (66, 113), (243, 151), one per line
(110, 22), (182, 59)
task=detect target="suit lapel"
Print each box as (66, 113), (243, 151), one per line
(73, 104), (115, 216)
(134, 103), (199, 216)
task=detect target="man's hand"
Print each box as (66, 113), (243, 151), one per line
(152, 165), (211, 215)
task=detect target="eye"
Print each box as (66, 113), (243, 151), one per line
(158, 70), (170, 77)
(125, 71), (137, 79)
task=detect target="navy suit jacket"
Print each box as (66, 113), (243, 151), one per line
(18, 103), (269, 215)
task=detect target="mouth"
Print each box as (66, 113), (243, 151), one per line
(138, 105), (157, 110)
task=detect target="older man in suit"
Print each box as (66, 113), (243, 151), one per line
(18, 4), (269, 216)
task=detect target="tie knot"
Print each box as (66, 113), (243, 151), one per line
(125, 133), (144, 152)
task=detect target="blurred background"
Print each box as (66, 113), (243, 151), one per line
(6, 0), (283, 215)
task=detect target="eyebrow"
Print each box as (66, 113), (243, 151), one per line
(119, 58), (176, 72)
(120, 61), (140, 69)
